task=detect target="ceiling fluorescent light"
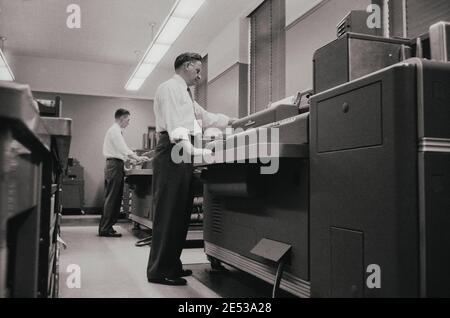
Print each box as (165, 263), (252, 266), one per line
(173, 0), (206, 19)
(157, 17), (190, 45)
(126, 78), (146, 91)
(0, 48), (14, 82)
(143, 44), (171, 64)
(125, 0), (206, 91)
(135, 63), (157, 79)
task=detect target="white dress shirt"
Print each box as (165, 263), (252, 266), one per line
(103, 123), (134, 161)
(154, 74), (230, 143)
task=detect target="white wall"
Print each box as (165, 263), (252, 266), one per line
(9, 55), (173, 100)
(206, 17), (249, 82)
(285, 0), (327, 26)
(34, 91), (155, 209)
(204, 13), (249, 117)
(205, 0), (263, 82)
(208, 64), (241, 118)
(206, 19), (240, 81)
(285, 0), (371, 95)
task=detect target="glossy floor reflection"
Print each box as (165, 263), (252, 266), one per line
(58, 219), (296, 298)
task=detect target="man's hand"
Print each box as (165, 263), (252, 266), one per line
(128, 159), (138, 165)
(129, 152), (149, 163)
(137, 156), (151, 163)
(141, 151), (154, 157)
(124, 158), (137, 171)
(228, 118), (238, 126)
(178, 140), (212, 157)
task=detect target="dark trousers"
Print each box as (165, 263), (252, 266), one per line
(99, 159), (124, 234)
(147, 134), (194, 279)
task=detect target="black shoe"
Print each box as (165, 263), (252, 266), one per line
(99, 230), (122, 238)
(179, 269), (193, 277)
(147, 277), (187, 286)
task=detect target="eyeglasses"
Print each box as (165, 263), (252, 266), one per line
(187, 63), (201, 75)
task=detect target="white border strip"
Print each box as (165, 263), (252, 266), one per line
(419, 138), (450, 153)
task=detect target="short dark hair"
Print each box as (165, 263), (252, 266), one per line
(115, 108), (130, 119)
(174, 53), (202, 70)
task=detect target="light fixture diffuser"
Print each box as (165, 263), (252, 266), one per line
(126, 78), (146, 91)
(157, 17), (190, 45)
(125, 0), (206, 91)
(143, 44), (171, 64)
(0, 48), (14, 82)
(173, 0), (206, 19)
(134, 63), (157, 79)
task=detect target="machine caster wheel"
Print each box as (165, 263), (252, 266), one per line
(208, 256), (228, 272)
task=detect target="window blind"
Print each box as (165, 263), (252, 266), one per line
(406, 0), (450, 38)
(249, 0), (286, 114)
(389, 0), (450, 38)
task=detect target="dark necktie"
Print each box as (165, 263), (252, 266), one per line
(187, 87), (194, 102)
(187, 87), (201, 134)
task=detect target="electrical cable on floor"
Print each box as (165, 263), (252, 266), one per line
(135, 236), (152, 247)
(133, 198), (202, 248)
(272, 261), (285, 298)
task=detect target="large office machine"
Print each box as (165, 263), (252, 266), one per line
(62, 158), (85, 214)
(198, 22), (450, 298)
(0, 84), (72, 298)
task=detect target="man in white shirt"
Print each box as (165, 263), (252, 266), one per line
(99, 108), (148, 237)
(147, 53), (236, 286)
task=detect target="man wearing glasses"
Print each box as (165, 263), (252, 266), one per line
(147, 53), (236, 286)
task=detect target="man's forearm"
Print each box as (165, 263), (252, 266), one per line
(228, 117), (238, 126)
(178, 140), (211, 157)
(127, 152), (151, 163)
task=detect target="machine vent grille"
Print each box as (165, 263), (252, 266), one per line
(337, 17), (349, 38)
(211, 198), (223, 234)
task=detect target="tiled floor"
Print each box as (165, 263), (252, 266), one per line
(58, 224), (219, 298)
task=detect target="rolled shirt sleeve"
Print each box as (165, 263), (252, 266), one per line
(103, 123), (135, 161)
(111, 126), (134, 157)
(194, 102), (230, 130)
